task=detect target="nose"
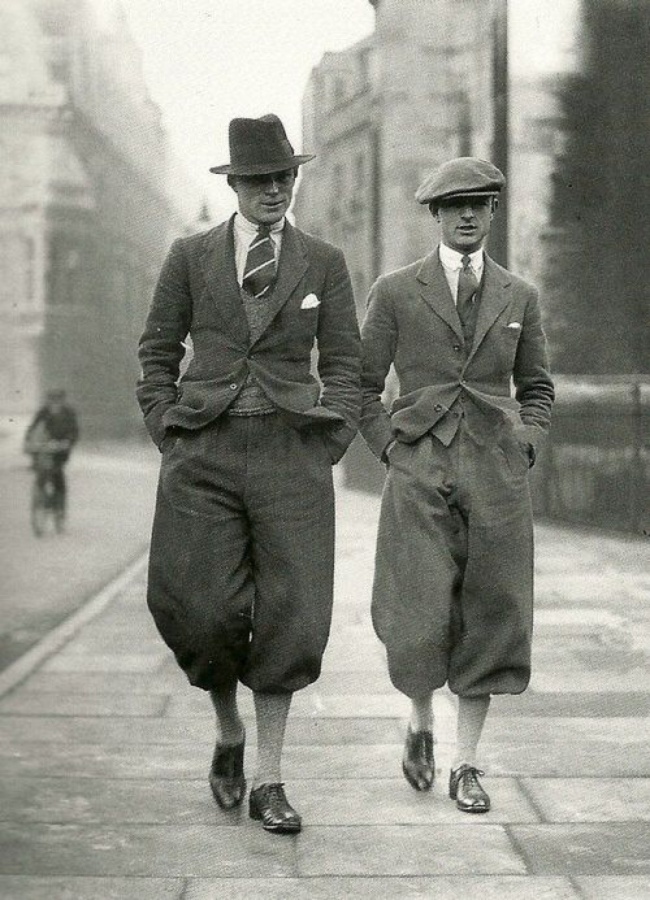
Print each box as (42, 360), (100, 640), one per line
(265, 178), (281, 194)
(460, 205), (474, 218)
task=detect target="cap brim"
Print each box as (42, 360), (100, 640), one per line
(209, 154), (315, 175)
(420, 189), (500, 205)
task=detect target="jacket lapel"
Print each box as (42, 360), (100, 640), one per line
(251, 220), (308, 344)
(416, 250), (464, 340)
(469, 255), (511, 358)
(199, 216), (250, 345)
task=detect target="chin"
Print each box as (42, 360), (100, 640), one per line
(260, 210), (285, 225)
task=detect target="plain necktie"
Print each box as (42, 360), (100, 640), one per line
(243, 225), (276, 298)
(457, 255), (479, 325)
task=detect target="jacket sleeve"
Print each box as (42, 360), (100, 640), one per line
(513, 286), (555, 450)
(315, 247), (362, 463)
(359, 277), (398, 461)
(136, 239), (192, 447)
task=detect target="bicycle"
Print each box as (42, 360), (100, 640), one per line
(24, 439), (71, 537)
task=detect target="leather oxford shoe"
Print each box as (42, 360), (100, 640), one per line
(402, 724), (435, 791)
(209, 735), (246, 810)
(249, 783), (302, 834)
(449, 764), (491, 813)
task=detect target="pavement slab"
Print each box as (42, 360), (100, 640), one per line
(575, 876), (650, 899)
(184, 875), (581, 900)
(0, 822), (299, 877)
(522, 777), (650, 823)
(294, 824), (526, 876)
(0, 876), (184, 900)
(0, 714), (403, 747)
(510, 823), (650, 875)
(0, 776), (538, 827)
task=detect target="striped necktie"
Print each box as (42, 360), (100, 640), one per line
(243, 225), (276, 298)
(457, 254), (479, 325)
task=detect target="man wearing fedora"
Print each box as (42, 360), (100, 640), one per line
(360, 157), (554, 812)
(137, 114), (360, 834)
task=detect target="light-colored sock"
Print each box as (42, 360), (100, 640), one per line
(409, 692), (435, 733)
(210, 684), (245, 746)
(253, 691), (293, 787)
(453, 695), (491, 769)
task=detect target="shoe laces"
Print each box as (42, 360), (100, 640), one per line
(460, 766), (485, 789)
(259, 782), (287, 805)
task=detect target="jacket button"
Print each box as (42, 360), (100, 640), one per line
(434, 404), (442, 411)
(453, 344), (461, 352)
(229, 383), (238, 390)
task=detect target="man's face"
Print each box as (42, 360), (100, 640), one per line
(436, 196), (494, 253)
(230, 169), (296, 226)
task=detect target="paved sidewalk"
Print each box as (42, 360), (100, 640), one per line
(0, 479), (649, 899)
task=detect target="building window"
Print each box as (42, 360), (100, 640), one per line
(0, 233), (36, 312)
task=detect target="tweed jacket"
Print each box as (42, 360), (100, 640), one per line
(137, 216), (361, 463)
(360, 248), (554, 459)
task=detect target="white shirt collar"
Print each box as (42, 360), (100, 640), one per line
(439, 243), (484, 271)
(234, 213), (285, 238)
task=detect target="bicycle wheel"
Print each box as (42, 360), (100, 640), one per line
(54, 504), (65, 533)
(31, 480), (47, 537)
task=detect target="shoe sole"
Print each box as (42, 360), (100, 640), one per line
(209, 775), (246, 810)
(249, 807), (301, 833)
(402, 762), (434, 791)
(249, 798), (302, 833)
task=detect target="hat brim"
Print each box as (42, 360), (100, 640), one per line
(209, 154), (315, 175)
(422, 189), (500, 205)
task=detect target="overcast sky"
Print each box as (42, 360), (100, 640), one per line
(115, 0), (579, 219)
(118, 0), (374, 216)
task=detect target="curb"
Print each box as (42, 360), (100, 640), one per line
(0, 552), (149, 699)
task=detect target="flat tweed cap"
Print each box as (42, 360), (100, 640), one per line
(416, 157), (505, 205)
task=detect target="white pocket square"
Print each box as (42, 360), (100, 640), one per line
(507, 322), (522, 329)
(300, 293), (320, 309)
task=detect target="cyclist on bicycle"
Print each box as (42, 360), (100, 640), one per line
(24, 389), (79, 515)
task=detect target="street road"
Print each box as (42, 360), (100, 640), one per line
(0, 441), (160, 672)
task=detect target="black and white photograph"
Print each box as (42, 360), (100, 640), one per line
(1, 1), (649, 897)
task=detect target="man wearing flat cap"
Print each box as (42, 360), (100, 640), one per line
(137, 114), (360, 833)
(360, 157), (554, 812)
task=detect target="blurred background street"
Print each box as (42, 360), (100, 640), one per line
(0, 434), (159, 672)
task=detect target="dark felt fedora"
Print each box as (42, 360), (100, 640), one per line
(209, 114), (315, 175)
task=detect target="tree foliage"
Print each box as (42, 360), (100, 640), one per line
(543, 0), (650, 374)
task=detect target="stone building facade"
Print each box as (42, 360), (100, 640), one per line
(294, 0), (508, 327)
(0, 0), (190, 437)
